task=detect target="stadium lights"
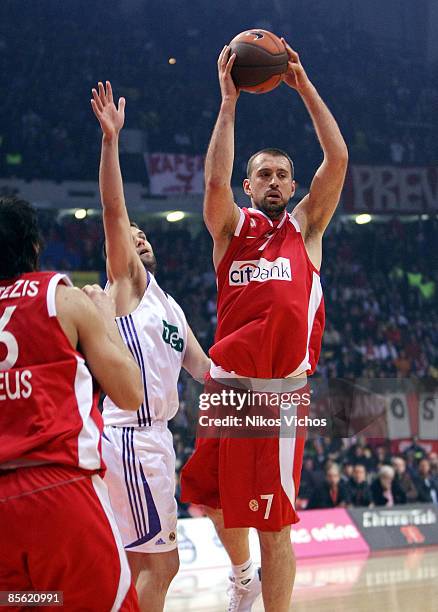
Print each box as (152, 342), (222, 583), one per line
(166, 211), (185, 223)
(74, 209), (87, 220)
(355, 213), (372, 225)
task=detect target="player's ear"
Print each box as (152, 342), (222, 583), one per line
(291, 179), (296, 197)
(243, 178), (252, 196)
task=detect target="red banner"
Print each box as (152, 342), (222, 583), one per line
(144, 153), (204, 195)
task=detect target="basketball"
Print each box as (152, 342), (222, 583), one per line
(229, 29), (288, 94)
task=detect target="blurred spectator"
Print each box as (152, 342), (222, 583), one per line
(341, 461), (354, 483)
(391, 456), (418, 503)
(404, 438), (427, 463)
(371, 465), (407, 507)
(347, 464), (373, 508)
(429, 452), (438, 479)
(413, 459), (438, 505)
(374, 445), (391, 472)
(298, 457), (324, 502)
(307, 463), (351, 509)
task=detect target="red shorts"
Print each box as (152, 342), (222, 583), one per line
(180, 376), (308, 531)
(0, 465), (138, 612)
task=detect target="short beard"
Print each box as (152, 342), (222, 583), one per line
(142, 254), (157, 275)
(255, 197), (288, 219)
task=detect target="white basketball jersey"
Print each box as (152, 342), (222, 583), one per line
(103, 272), (187, 427)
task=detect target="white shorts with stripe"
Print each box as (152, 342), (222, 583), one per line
(102, 423), (177, 553)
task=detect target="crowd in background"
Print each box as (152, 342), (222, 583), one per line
(1, 1), (437, 185)
(297, 438), (438, 510)
(34, 211), (438, 513)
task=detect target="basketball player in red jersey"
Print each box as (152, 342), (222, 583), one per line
(0, 196), (143, 610)
(181, 40), (348, 611)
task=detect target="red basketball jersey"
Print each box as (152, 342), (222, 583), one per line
(210, 207), (325, 378)
(0, 271), (103, 473)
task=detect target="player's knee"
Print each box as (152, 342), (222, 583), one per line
(167, 553), (180, 581)
(151, 553), (179, 587)
(258, 526), (293, 556)
(203, 505), (224, 528)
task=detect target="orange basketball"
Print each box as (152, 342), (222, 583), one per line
(229, 29), (288, 94)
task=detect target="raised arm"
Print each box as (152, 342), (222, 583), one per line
(281, 40), (348, 249)
(204, 47), (242, 268)
(91, 81), (145, 291)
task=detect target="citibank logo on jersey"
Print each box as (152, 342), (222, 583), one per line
(229, 257), (292, 286)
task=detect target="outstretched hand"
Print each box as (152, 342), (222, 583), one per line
(281, 39), (312, 94)
(91, 81), (125, 139)
(218, 46), (240, 103)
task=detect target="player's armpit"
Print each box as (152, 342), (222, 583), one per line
(56, 285), (142, 411)
(293, 155), (348, 237)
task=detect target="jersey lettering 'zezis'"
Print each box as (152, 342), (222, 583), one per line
(0, 272), (103, 472)
(210, 207), (325, 378)
(103, 272), (187, 427)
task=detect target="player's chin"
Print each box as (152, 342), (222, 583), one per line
(261, 198), (287, 214)
(141, 254), (157, 274)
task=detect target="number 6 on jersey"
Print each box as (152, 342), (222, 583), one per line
(0, 306), (18, 370)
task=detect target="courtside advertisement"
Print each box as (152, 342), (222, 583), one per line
(348, 504), (438, 550)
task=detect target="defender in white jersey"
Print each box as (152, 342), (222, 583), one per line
(92, 82), (210, 612)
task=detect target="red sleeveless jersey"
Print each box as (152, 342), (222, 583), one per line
(0, 271), (103, 473)
(210, 207), (325, 378)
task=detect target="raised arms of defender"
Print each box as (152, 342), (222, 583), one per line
(92, 83), (210, 382)
(203, 41), (348, 271)
(91, 81), (147, 315)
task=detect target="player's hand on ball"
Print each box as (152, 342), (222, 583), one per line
(82, 284), (116, 320)
(280, 39), (312, 93)
(217, 46), (239, 102)
(91, 81), (125, 140)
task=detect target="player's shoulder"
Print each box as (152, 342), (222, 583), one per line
(56, 283), (84, 300)
(55, 284), (94, 317)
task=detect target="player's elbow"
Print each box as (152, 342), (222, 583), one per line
(205, 177), (229, 193)
(325, 148), (348, 179)
(333, 144), (349, 168)
(117, 386), (143, 411)
(118, 396), (142, 411)
(114, 366), (143, 411)
(339, 144), (349, 165)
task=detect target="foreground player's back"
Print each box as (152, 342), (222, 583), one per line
(0, 269), (144, 471)
(0, 271), (104, 470)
